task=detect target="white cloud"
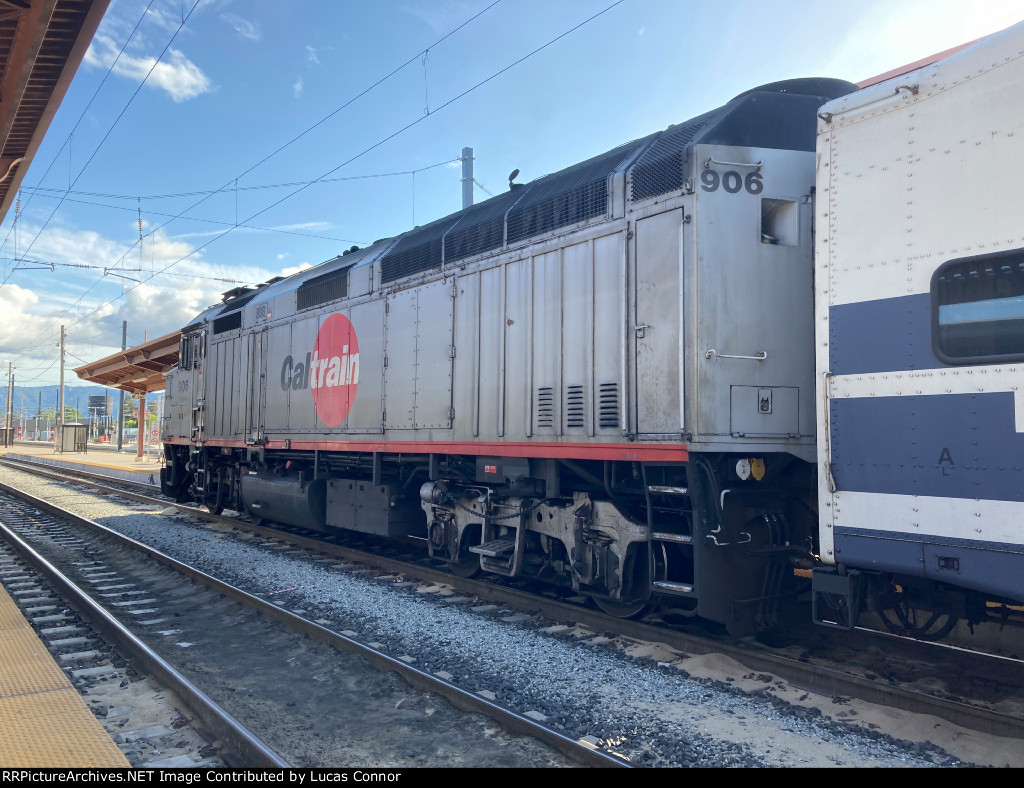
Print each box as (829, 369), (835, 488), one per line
(293, 76), (304, 98)
(280, 262), (312, 277)
(143, 6), (185, 35)
(221, 12), (261, 41)
(306, 45), (320, 65)
(401, 1), (481, 34)
(85, 36), (212, 102)
(0, 222), (280, 372)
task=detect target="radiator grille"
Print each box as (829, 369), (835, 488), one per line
(380, 237), (442, 283)
(297, 267), (349, 311)
(629, 121), (706, 202)
(443, 190), (519, 264)
(506, 141), (646, 245)
(381, 214), (461, 283)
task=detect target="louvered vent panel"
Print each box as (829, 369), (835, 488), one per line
(213, 311), (242, 334)
(536, 386), (554, 428)
(255, 304), (268, 321)
(599, 383), (619, 428)
(629, 121), (707, 202)
(566, 384), (585, 428)
(297, 268), (349, 311)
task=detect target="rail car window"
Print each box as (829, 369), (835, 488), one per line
(933, 250), (1024, 363)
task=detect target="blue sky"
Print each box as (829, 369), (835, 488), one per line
(2, 0), (1023, 391)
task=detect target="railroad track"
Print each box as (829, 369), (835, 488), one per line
(2, 455), (1021, 766)
(0, 519), (287, 767)
(0, 467), (622, 768)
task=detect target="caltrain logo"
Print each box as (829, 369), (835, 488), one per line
(280, 312), (359, 427)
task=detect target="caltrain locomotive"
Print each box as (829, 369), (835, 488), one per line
(160, 22), (1024, 640)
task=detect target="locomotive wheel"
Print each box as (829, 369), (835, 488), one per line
(207, 501), (224, 516)
(592, 595), (651, 619)
(878, 601), (958, 641)
(448, 557), (482, 578)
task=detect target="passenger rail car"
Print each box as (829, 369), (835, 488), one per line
(161, 21), (1024, 639)
(810, 24), (1024, 638)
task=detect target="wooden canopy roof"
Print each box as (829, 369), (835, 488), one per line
(73, 330), (179, 394)
(0, 0), (110, 222)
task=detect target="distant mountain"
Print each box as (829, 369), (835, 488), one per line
(0, 385), (163, 418)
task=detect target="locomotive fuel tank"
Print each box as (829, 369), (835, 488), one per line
(239, 472), (328, 531)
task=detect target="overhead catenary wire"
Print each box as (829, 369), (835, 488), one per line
(7, 3), (504, 362)
(17, 158), (463, 202)
(92, 1), (503, 285)
(49, 0), (628, 340)
(2, 0), (189, 282)
(12, 0), (626, 379)
(0, 0), (158, 261)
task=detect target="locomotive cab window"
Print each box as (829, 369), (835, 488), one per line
(933, 250), (1024, 363)
(179, 335), (192, 370)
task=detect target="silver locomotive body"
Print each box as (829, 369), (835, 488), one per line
(163, 79), (853, 634)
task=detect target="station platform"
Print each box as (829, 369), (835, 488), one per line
(0, 578), (129, 766)
(1, 441), (162, 487)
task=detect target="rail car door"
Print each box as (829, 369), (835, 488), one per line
(633, 209), (683, 435)
(245, 328), (267, 443)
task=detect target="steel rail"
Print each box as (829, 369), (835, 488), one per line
(0, 518), (291, 768)
(4, 455), (1024, 740)
(0, 474), (629, 768)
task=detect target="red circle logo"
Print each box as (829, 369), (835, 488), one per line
(311, 313), (360, 427)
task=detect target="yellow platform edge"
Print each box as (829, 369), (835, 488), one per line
(0, 582), (130, 767)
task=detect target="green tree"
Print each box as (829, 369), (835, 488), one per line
(36, 407), (81, 421)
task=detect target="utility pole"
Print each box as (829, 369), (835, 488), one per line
(57, 325), (65, 453)
(461, 147), (474, 210)
(5, 362), (12, 448)
(117, 320), (126, 452)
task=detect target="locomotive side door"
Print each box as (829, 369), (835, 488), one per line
(245, 328), (267, 443)
(633, 208), (684, 435)
(383, 279), (454, 430)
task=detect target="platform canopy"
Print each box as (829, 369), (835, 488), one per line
(0, 0), (111, 223)
(73, 330), (179, 395)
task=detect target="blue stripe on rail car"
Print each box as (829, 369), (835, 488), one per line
(834, 526), (1024, 602)
(829, 391), (1024, 502)
(829, 293), (944, 375)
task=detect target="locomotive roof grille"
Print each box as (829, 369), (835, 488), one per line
(379, 211), (462, 283)
(377, 78), (857, 285)
(380, 235), (446, 283)
(505, 141), (645, 245)
(629, 122), (707, 201)
(442, 189), (521, 266)
(296, 265), (351, 311)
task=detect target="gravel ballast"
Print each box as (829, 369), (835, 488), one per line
(6, 467), (1020, 768)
